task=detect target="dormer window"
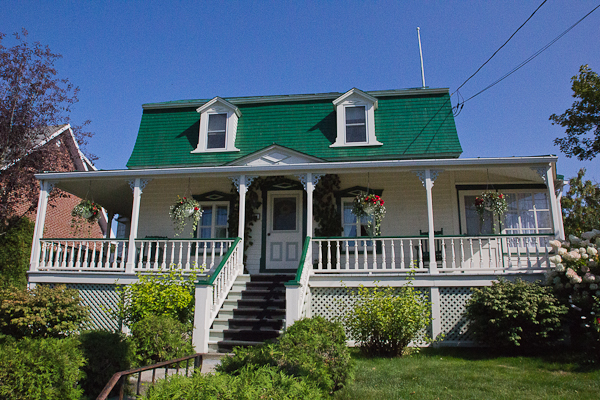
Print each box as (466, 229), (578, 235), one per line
(331, 88), (381, 148)
(192, 97), (240, 153)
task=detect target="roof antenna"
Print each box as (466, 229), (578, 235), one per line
(417, 27), (426, 88)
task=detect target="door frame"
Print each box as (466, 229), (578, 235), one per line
(260, 181), (306, 273)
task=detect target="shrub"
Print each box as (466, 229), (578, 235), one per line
(339, 281), (431, 357)
(128, 314), (194, 367)
(79, 330), (132, 397)
(0, 284), (88, 339)
(0, 337), (85, 400)
(218, 316), (353, 394)
(0, 217), (34, 289)
(142, 365), (324, 400)
(465, 278), (568, 348)
(116, 266), (200, 327)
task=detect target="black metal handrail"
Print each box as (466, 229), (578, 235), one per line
(97, 353), (204, 400)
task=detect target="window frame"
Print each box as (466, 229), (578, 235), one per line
(331, 89), (382, 148)
(196, 202), (230, 241)
(206, 113), (228, 149)
(192, 97), (240, 154)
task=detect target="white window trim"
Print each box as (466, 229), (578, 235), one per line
(331, 88), (382, 148)
(192, 97), (240, 153)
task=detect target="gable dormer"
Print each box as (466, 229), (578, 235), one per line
(192, 97), (241, 153)
(330, 88), (381, 148)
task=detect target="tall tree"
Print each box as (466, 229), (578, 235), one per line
(550, 64), (600, 160)
(0, 29), (92, 233)
(561, 168), (600, 237)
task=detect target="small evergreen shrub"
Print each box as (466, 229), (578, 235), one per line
(0, 284), (88, 339)
(339, 281), (431, 357)
(116, 266), (200, 327)
(128, 314), (194, 367)
(0, 337), (85, 400)
(142, 365), (324, 400)
(217, 316), (353, 394)
(0, 217), (34, 289)
(79, 330), (132, 397)
(465, 278), (568, 348)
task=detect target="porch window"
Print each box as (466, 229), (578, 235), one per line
(197, 203), (229, 239)
(342, 200), (371, 247)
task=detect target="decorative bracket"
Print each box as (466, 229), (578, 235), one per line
(296, 173), (324, 191)
(412, 170), (443, 187)
(128, 178), (152, 194)
(229, 175), (258, 192)
(45, 181), (56, 193)
(532, 167), (549, 184)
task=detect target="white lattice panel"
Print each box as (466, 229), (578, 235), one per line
(439, 287), (475, 342)
(67, 284), (121, 331)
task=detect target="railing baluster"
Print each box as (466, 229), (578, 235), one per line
(372, 239), (378, 270)
(344, 240), (350, 269)
(326, 240), (332, 270)
(202, 242), (208, 269)
(408, 239), (412, 270)
(418, 240), (423, 270)
(487, 238), (493, 269)
(382, 239), (387, 269)
(441, 239), (446, 269)
(469, 238), (474, 269)
(317, 241), (323, 270)
(451, 239), (456, 269)
(353, 240), (359, 269)
(391, 239), (396, 270)
(363, 239), (368, 270)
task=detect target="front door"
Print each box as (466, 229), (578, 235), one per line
(265, 191), (303, 270)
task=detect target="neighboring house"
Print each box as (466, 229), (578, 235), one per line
(28, 88), (564, 351)
(2, 124), (106, 238)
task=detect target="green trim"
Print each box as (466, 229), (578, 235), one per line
(196, 237), (241, 285)
(289, 236), (311, 284)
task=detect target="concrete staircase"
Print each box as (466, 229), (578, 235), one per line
(208, 274), (294, 353)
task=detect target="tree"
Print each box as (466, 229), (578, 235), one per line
(0, 29), (92, 233)
(550, 64), (600, 160)
(561, 168), (600, 237)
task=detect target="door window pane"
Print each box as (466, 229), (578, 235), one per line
(273, 197), (296, 231)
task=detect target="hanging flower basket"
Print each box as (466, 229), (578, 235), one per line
(474, 191), (508, 233)
(71, 199), (102, 223)
(169, 196), (202, 236)
(352, 193), (386, 237)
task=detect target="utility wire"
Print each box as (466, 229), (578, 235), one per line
(462, 3), (600, 104)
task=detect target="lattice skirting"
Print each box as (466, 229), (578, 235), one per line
(66, 283), (122, 332)
(310, 286), (478, 345)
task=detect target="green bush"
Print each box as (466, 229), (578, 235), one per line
(339, 282), (431, 357)
(465, 278), (568, 348)
(142, 365), (324, 400)
(116, 266), (200, 327)
(0, 284), (88, 339)
(218, 316), (353, 394)
(0, 337), (85, 400)
(0, 217), (34, 289)
(129, 314), (194, 367)
(79, 330), (132, 398)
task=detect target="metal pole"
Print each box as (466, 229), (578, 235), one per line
(417, 27), (426, 88)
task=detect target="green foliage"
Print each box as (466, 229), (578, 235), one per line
(217, 316), (353, 395)
(116, 265), (199, 327)
(339, 280), (431, 357)
(314, 174), (343, 237)
(561, 168), (600, 236)
(128, 315), (193, 367)
(0, 337), (85, 400)
(79, 330), (132, 398)
(0, 217), (34, 289)
(550, 64), (600, 161)
(465, 278), (568, 348)
(142, 364), (324, 400)
(0, 284), (88, 339)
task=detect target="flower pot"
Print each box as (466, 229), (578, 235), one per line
(82, 210), (93, 219)
(184, 208), (194, 218)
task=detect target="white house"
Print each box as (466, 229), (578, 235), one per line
(28, 87), (564, 351)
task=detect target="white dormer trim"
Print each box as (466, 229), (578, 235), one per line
(192, 97), (241, 153)
(330, 88), (381, 148)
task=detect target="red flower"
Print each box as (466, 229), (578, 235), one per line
(194, 207), (199, 211)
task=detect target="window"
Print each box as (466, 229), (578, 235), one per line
(342, 199), (372, 247)
(193, 97), (240, 153)
(197, 203), (229, 239)
(345, 106), (366, 143)
(206, 114), (227, 149)
(331, 88), (382, 148)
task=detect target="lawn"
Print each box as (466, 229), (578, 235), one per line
(334, 348), (600, 400)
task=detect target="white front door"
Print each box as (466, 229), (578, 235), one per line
(266, 191), (303, 270)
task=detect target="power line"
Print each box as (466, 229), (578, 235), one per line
(461, 3), (600, 104)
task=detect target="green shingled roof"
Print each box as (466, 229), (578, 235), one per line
(127, 88), (462, 169)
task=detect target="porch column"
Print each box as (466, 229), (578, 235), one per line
(230, 175), (257, 266)
(534, 166), (563, 240)
(413, 169), (442, 273)
(192, 283), (213, 353)
(29, 181), (53, 272)
(126, 178), (150, 273)
(297, 173), (323, 237)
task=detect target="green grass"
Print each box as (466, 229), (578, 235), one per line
(334, 348), (600, 400)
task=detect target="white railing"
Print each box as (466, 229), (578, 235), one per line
(206, 238), (243, 323)
(134, 238), (235, 272)
(38, 239), (129, 272)
(298, 237), (313, 318)
(311, 234), (553, 274)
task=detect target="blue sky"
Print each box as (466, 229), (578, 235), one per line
(3, 1), (599, 182)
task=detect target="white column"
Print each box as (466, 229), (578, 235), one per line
(192, 284), (213, 353)
(556, 186), (565, 240)
(285, 282), (301, 328)
(29, 181), (52, 272)
(544, 166), (563, 239)
(126, 178), (144, 273)
(424, 169), (438, 273)
(306, 172), (314, 236)
(237, 175), (247, 266)
(430, 287), (441, 345)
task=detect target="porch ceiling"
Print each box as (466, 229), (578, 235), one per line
(53, 177), (133, 216)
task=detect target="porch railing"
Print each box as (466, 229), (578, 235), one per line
(296, 236), (313, 318)
(38, 238), (129, 272)
(310, 234), (554, 274)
